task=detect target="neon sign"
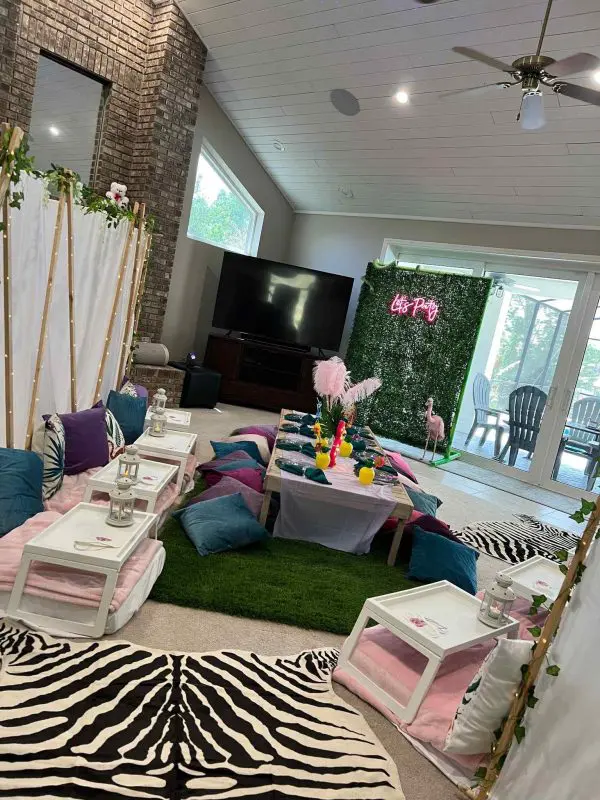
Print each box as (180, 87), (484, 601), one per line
(389, 294), (440, 324)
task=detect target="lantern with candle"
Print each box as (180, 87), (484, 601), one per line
(118, 445), (141, 484)
(149, 407), (166, 437)
(478, 573), (516, 628)
(152, 387), (167, 412)
(106, 477), (135, 527)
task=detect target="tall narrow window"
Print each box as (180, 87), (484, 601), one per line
(187, 142), (264, 255)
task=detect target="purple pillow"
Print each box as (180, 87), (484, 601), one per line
(59, 406), (109, 475)
(188, 476), (263, 517)
(231, 425), (277, 450)
(199, 450), (256, 471)
(385, 450), (419, 484)
(205, 466), (264, 494)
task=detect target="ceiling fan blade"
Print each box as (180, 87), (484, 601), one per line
(453, 47), (514, 73)
(554, 82), (600, 106)
(549, 53), (600, 78)
(439, 82), (516, 100)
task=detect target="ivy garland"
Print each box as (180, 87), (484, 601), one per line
(0, 130), (155, 232)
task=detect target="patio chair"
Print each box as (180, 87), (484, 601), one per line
(498, 385), (547, 467)
(563, 397), (600, 491)
(465, 373), (506, 451)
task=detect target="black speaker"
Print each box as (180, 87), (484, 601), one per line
(180, 366), (221, 409)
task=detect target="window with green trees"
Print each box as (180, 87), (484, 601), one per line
(187, 143), (263, 255)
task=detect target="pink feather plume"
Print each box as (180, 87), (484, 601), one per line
(313, 357), (350, 402)
(342, 377), (382, 407)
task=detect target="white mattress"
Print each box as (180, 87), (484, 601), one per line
(0, 544), (165, 638)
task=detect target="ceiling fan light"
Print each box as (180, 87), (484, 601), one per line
(520, 90), (545, 130)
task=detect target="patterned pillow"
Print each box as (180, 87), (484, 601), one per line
(106, 408), (126, 460)
(120, 380), (138, 398)
(42, 414), (65, 501)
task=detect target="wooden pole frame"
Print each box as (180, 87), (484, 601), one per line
(471, 500), (600, 800)
(2, 194), (13, 448)
(25, 192), (66, 450)
(116, 202), (145, 389)
(0, 125), (24, 210)
(66, 176), (77, 412)
(93, 202), (139, 404)
(125, 232), (152, 378)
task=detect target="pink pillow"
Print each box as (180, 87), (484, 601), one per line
(385, 450), (418, 484)
(205, 466), (264, 494)
(199, 450), (254, 471)
(231, 425), (277, 450)
(188, 476), (263, 517)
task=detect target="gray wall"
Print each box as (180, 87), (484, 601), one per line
(162, 87), (294, 360)
(287, 214), (600, 354)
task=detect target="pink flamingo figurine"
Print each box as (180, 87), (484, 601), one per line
(422, 397), (445, 461)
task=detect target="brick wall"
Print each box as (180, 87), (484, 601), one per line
(130, 364), (184, 407)
(0, 0), (205, 342)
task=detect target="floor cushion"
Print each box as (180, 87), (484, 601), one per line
(58, 406), (109, 475)
(230, 424), (277, 450)
(404, 484), (442, 516)
(217, 434), (270, 464)
(444, 638), (533, 755)
(198, 449), (259, 471)
(385, 450), (419, 484)
(187, 475), (263, 517)
(0, 448), (44, 537)
(211, 458), (265, 474)
(408, 527), (478, 594)
(107, 389), (147, 445)
(105, 408), (126, 460)
(204, 466), (264, 494)
(211, 439), (265, 465)
(41, 414), (66, 501)
(174, 493), (268, 556)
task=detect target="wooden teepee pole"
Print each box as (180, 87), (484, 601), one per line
(472, 499), (600, 800)
(116, 202), (145, 389)
(25, 191), (66, 450)
(0, 125), (24, 210)
(66, 177), (77, 412)
(125, 232), (152, 377)
(2, 195), (13, 447)
(93, 202), (138, 404)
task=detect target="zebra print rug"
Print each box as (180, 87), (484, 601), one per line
(454, 514), (579, 564)
(0, 623), (404, 800)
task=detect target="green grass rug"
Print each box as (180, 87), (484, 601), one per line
(150, 517), (418, 635)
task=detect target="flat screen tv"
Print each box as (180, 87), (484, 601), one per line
(212, 253), (354, 351)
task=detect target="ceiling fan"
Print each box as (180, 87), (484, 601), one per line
(441, 0), (600, 129)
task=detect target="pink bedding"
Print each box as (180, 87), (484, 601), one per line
(334, 598), (548, 770)
(0, 512), (161, 613)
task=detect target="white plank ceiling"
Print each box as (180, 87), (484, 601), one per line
(177, 0), (600, 227)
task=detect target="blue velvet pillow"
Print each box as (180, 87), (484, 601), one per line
(106, 390), (147, 445)
(0, 448), (44, 537)
(408, 526), (478, 595)
(174, 493), (268, 556)
(405, 485), (442, 517)
(212, 458), (265, 473)
(211, 439), (264, 465)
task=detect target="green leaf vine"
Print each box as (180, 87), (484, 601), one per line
(0, 130), (35, 231)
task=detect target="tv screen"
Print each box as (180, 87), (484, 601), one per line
(212, 253), (354, 351)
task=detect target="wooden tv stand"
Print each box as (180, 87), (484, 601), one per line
(204, 334), (325, 413)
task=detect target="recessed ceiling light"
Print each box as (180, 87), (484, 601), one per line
(48, 125), (60, 136)
(338, 186), (354, 198)
(394, 90), (410, 104)
(273, 139), (285, 151)
(593, 70), (600, 85)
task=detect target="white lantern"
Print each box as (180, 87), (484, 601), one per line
(478, 573), (516, 628)
(118, 445), (141, 484)
(149, 407), (166, 437)
(152, 387), (167, 412)
(106, 478), (135, 527)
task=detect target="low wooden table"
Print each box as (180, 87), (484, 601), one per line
(261, 409), (413, 565)
(144, 407), (191, 432)
(83, 458), (179, 513)
(134, 428), (198, 490)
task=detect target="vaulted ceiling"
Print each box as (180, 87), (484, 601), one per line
(177, 0), (600, 227)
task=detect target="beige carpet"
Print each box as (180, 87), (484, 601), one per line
(105, 403), (456, 799)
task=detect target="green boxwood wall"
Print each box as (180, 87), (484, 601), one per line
(346, 263), (491, 453)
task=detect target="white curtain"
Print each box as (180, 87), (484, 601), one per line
(0, 173), (142, 448)
(492, 538), (600, 800)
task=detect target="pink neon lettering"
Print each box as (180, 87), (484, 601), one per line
(389, 294), (439, 324)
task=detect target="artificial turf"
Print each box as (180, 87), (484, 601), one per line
(150, 497), (417, 635)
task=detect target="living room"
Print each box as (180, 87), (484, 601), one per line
(0, 1), (598, 799)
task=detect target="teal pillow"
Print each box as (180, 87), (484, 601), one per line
(107, 390), (147, 445)
(174, 493), (268, 556)
(405, 485), (441, 517)
(0, 448), (44, 537)
(213, 458), (264, 473)
(211, 439), (264, 465)
(408, 527), (477, 595)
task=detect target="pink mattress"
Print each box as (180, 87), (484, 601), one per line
(334, 598), (548, 771)
(0, 512), (162, 614)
